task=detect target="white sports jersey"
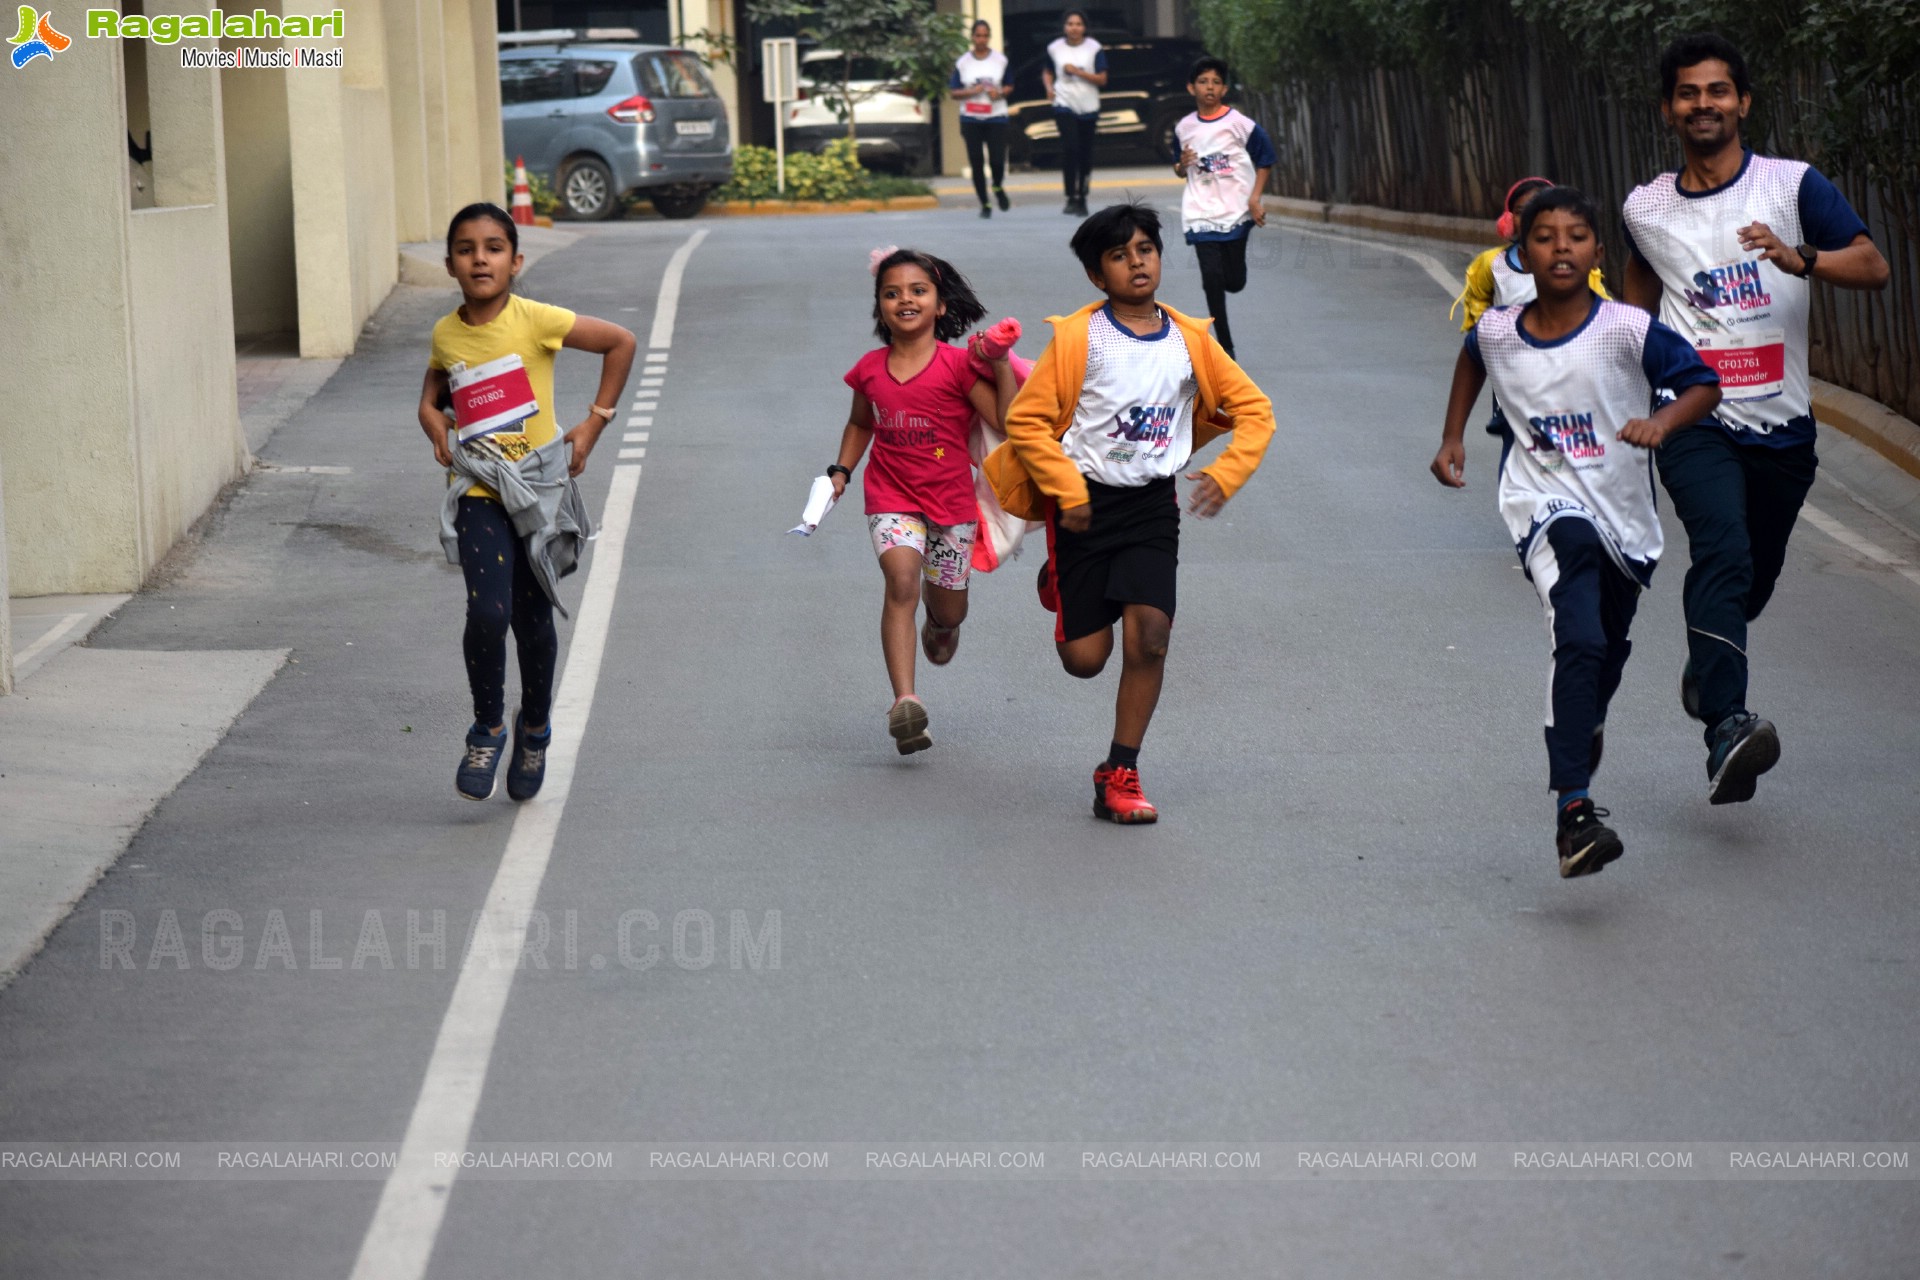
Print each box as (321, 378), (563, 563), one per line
(1490, 245), (1536, 307)
(1175, 108), (1277, 238)
(1061, 307), (1198, 487)
(951, 49), (1009, 121)
(1470, 299), (1717, 585)
(1047, 37), (1104, 115)
(1622, 152), (1863, 444)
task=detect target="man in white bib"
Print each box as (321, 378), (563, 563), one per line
(1622, 32), (1889, 804)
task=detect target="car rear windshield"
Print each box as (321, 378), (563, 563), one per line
(639, 51), (716, 99)
(501, 56), (619, 102)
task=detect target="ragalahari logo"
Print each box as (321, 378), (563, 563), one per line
(10, 5), (69, 66)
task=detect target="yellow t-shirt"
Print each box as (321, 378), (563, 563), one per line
(430, 294), (577, 498)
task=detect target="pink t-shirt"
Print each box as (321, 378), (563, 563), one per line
(843, 343), (983, 526)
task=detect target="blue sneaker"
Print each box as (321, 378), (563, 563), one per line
(506, 713), (551, 802)
(455, 723), (507, 801)
(1707, 712), (1780, 805)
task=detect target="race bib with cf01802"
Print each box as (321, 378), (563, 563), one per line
(448, 354), (540, 442)
(1693, 329), (1785, 402)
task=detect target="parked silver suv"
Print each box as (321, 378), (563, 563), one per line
(500, 39), (732, 220)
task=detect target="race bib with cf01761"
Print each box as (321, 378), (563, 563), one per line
(1693, 329), (1785, 402)
(448, 354), (540, 442)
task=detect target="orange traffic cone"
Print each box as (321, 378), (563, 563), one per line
(510, 156), (536, 226)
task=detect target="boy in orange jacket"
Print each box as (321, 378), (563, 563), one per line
(986, 202), (1276, 822)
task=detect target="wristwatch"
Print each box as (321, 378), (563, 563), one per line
(1793, 244), (1819, 278)
(826, 464), (852, 481)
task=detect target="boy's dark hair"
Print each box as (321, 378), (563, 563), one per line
(871, 249), (986, 343)
(1070, 202), (1163, 275)
(1659, 32), (1750, 100)
(446, 202), (519, 256)
(1062, 8), (1088, 25)
(1189, 55), (1229, 85)
(971, 17), (990, 35)
(1517, 186), (1600, 243)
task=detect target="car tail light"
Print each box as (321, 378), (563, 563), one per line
(608, 94), (655, 124)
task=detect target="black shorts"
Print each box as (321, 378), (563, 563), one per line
(1047, 476), (1180, 643)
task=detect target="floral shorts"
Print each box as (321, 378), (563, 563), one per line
(868, 513), (976, 590)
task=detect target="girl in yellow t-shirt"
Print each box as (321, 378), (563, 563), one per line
(417, 201), (635, 803)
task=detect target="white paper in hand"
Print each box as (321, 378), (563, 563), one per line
(789, 475), (839, 535)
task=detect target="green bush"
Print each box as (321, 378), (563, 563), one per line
(714, 138), (923, 203)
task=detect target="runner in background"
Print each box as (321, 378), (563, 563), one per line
(950, 20), (1012, 219)
(1622, 32), (1889, 805)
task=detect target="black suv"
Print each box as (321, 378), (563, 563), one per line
(1004, 35), (1206, 167)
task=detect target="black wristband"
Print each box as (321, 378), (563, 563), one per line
(826, 464), (852, 481)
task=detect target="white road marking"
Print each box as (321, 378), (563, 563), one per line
(349, 228), (705, 1280)
(1278, 219), (1460, 294)
(258, 463), (354, 475)
(13, 613), (87, 668)
(627, 416), (653, 428)
(648, 229), (708, 350)
(619, 448), (647, 459)
(624, 432), (650, 443)
(1800, 503), (1920, 588)
(640, 377), (664, 388)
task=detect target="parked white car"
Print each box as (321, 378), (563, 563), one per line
(784, 49), (933, 174)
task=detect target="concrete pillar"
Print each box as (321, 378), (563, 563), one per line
(147, 1), (224, 209)
(441, 0), (484, 203)
(419, 0), (454, 230)
(0, 20), (145, 594)
(387, 0), (437, 243)
(469, 0), (506, 205)
(935, 0), (968, 177)
(289, 67), (357, 357)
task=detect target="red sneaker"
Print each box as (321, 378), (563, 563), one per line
(1037, 558), (1059, 613)
(1093, 763), (1158, 824)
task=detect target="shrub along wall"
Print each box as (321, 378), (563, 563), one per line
(1195, 0), (1918, 419)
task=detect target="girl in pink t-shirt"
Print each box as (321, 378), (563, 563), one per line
(828, 248), (1018, 755)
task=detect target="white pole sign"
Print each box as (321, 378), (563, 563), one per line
(761, 37), (799, 195)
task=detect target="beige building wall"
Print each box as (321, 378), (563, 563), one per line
(0, 0), (507, 626)
(0, 28), (147, 596)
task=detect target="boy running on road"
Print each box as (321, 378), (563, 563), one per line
(1171, 56), (1275, 361)
(985, 202), (1276, 823)
(1433, 188), (1722, 877)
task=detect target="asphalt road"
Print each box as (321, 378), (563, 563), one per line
(2, 200), (1917, 1278)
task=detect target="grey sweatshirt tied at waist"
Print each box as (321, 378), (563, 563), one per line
(439, 436), (597, 617)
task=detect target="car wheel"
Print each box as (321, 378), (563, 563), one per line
(558, 156), (618, 221)
(649, 187), (710, 220)
(1149, 105), (1184, 164)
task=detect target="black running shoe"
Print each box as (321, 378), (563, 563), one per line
(979, 203), (992, 218)
(1556, 799), (1624, 879)
(1680, 658), (1704, 722)
(506, 712), (551, 802)
(455, 723), (507, 801)
(994, 187), (1010, 211)
(1706, 712), (1780, 805)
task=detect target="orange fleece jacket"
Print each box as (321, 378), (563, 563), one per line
(983, 301), (1276, 521)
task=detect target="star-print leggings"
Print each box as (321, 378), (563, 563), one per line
(456, 495), (556, 730)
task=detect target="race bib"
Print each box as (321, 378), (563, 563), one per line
(448, 354), (540, 442)
(963, 80), (995, 115)
(1694, 329), (1785, 402)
